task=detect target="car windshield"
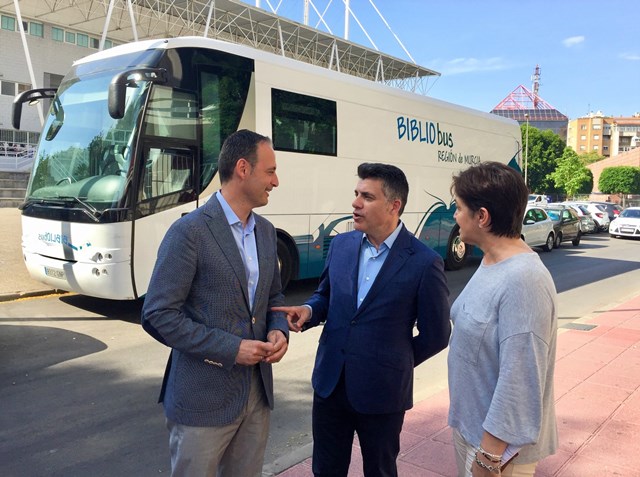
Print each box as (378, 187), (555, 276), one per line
(620, 209), (640, 219)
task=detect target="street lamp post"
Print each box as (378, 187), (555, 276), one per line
(524, 113), (530, 187)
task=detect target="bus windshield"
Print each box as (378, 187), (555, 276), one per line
(25, 72), (151, 213)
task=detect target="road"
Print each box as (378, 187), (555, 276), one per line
(1, 233), (638, 476)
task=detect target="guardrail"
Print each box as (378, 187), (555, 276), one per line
(0, 149), (35, 172)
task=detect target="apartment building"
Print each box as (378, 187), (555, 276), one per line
(567, 112), (640, 158)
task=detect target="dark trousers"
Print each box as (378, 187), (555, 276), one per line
(311, 372), (405, 477)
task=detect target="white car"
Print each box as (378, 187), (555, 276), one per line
(521, 206), (555, 251)
(566, 202), (611, 232)
(609, 207), (640, 239)
(528, 194), (549, 205)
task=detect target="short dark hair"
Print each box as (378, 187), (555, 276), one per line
(451, 161), (527, 238)
(357, 163), (409, 216)
(218, 129), (272, 184)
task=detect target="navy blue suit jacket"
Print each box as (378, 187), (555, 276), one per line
(305, 225), (450, 414)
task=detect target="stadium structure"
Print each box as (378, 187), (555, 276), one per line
(491, 65), (568, 138)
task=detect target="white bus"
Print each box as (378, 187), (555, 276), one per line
(13, 36), (521, 300)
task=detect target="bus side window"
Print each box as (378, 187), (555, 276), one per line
(271, 88), (337, 156)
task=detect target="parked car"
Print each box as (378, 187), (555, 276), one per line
(521, 206), (555, 251)
(543, 205), (581, 247)
(609, 207), (640, 239)
(562, 203), (597, 234)
(528, 194), (549, 205)
(592, 201), (623, 221)
(565, 202), (610, 232)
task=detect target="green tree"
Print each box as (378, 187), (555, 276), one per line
(599, 166), (640, 195)
(579, 151), (605, 165)
(521, 124), (565, 194)
(550, 148), (593, 198)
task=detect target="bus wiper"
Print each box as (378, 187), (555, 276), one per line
(54, 195), (102, 218)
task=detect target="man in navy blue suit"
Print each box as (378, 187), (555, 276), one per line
(273, 163), (451, 477)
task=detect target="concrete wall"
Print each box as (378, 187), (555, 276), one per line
(587, 147), (640, 202)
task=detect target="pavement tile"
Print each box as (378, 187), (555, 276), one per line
(587, 367), (640, 391)
(399, 428), (431, 453)
(612, 391), (640, 425)
(555, 453), (640, 477)
(580, 419), (640, 469)
(555, 333), (592, 359)
(400, 438), (456, 475)
(556, 420), (593, 454)
(432, 426), (453, 445)
(275, 458), (313, 477)
(534, 449), (572, 476)
(555, 381), (631, 435)
(397, 460), (452, 477)
(402, 408), (449, 438)
(567, 341), (625, 365)
(412, 390), (450, 413)
(554, 353), (601, 385)
(596, 327), (640, 348)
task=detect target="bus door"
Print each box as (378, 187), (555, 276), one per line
(132, 144), (198, 297)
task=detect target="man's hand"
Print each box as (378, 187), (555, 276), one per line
(264, 330), (288, 363)
(236, 339), (275, 366)
(271, 305), (311, 332)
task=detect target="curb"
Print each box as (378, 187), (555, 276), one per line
(0, 289), (66, 303)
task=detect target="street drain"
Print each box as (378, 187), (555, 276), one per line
(561, 323), (598, 331)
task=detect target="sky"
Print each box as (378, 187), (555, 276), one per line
(240, 0), (640, 119)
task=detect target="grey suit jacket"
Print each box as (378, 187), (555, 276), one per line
(141, 195), (289, 427)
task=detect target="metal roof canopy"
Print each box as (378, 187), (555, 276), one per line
(2, 0), (439, 94)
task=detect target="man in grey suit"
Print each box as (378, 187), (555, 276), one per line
(142, 129), (289, 477)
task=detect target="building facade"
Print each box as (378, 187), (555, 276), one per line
(567, 112), (640, 158)
(0, 8), (119, 149)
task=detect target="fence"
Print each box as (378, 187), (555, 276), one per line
(0, 143), (36, 172)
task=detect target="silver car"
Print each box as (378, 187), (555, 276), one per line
(563, 203), (597, 234)
(521, 206), (555, 252)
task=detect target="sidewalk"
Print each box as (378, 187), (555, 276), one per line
(0, 208), (58, 301)
(275, 294), (640, 477)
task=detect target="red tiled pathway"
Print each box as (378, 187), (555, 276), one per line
(275, 293), (640, 477)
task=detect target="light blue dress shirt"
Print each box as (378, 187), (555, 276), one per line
(356, 222), (403, 308)
(216, 191), (259, 309)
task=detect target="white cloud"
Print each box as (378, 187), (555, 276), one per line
(562, 36), (585, 48)
(431, 57), (509, 75)
(620, 52), (640, 61)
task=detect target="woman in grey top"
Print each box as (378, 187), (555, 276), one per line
(448, 162), (558, 476)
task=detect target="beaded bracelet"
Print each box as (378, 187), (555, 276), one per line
(474, 453), (501, 474)
(478, 446), (502, 463)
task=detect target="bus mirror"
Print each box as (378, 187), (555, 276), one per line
(108, 68), (168, 120)
(11, 88), (57, 130)
(108, 81), (127, 119)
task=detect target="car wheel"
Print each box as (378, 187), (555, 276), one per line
(542, 233), (554, 252)
(572, 231), (581, 246)
(554, 232), (562, 248)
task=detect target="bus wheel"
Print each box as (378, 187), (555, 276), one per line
(277, 238), (293, 290)
(445, 225), (470, 271)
